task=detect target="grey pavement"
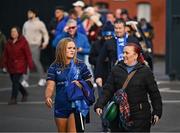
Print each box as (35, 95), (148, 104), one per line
(0, 57), (180, 132)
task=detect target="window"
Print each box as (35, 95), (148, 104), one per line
(137, 3), (151, 22)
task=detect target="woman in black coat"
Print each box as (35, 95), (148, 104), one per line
(94, 43), (162, 132)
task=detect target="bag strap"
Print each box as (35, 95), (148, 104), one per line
(122, 70), (137, 89)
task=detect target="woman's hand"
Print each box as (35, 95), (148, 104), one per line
(96, 78), (102, 87)
(72, 80), (83, 89)
(45, 97), (53, 108)
(151, 115), (160, 125)
(96, 108), (103, 116)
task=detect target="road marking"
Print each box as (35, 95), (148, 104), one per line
(163, 100), (180, 103)
(0, 100), (180, 105)
(0, 87), (11, 91)
(157, 81), (170, 85)
(157, 80), (180, 85)
(0, 84), (38, 92)
(159, 88), (180, 93)
(0, 101), (45, 105)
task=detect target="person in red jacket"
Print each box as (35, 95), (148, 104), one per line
(3, 26), (34, 105)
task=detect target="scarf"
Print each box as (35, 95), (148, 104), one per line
(64, 60), (79, 87)
(66, 60), (89, 117)
(116, 33), (128, 61)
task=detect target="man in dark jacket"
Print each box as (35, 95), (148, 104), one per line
(89, 21), (114, 84)
(88, 21), (114, 132)
(95, 19), (139, 87)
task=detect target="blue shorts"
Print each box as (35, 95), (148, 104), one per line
(54, 109), (75, 118)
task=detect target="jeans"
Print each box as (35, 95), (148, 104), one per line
(10, 73), (28, 99)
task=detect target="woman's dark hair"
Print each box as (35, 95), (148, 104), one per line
(10, 26), (22, 39)
(126, 43), (144, 63)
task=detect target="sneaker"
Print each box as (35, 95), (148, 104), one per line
(38, 78), (46, 86)
(21, 80), (29, 88)
(2, 68), (7, 73)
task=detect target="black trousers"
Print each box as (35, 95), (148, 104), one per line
(110, 109), (151, 132)
(10, 73), (28, 99)
(109, 112), (126, 132)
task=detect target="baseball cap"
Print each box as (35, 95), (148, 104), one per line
(73, 1), (85, 7)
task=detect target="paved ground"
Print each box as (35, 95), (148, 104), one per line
(0, 57), (180, 132)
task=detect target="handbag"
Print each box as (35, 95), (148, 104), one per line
(102, 101), (118, 122)
(103, 70), (137, 122)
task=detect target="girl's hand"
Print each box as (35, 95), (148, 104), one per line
(72, 80), (83, 89)
(45, 97), (53, 108)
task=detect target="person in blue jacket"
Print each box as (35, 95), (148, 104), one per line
(55, 9), (86, 37)
(53, 19), (90, 61)
(45, 37), (93, 132)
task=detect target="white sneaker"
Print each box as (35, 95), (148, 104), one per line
(2, 68), (7, 73)
(21, 80), (29, 88)
(38, 79), (46, 86)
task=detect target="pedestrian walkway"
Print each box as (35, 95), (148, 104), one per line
(153, 56), (169, 81)
(0, 56), (180, 132)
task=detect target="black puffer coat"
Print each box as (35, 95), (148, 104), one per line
(94, 61), (162, 132)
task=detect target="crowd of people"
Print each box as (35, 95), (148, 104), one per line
(0, 0), (162, 132)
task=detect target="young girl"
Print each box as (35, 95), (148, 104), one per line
(45, 37), (93, 132)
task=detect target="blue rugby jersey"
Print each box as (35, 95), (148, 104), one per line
(47, 61), (92, 111)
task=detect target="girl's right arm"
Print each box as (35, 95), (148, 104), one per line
(45, 80), (55, 108)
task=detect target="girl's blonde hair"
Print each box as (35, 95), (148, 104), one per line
(54, 37), (77, 68)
